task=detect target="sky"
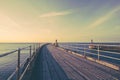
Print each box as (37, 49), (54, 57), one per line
(0, 0), (120, 42)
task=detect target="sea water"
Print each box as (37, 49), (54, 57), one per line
(0, 43), (35, 80)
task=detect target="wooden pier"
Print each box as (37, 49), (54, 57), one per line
(30, 44), (120, 80)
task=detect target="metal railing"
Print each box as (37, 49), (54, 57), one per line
(2, 43), (41, 80)
(59, 43), (120, 66)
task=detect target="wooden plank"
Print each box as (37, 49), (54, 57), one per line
(42, 47), (52, 80)
(30, 45), (120, 80)
(47, 45), (120, 80)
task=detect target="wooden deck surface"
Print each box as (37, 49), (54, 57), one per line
(30, 44), (120, 80)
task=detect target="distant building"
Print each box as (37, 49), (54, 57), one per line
(89, 39), (95, 49)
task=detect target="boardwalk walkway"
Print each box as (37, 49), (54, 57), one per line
(30, 44), (120, 80)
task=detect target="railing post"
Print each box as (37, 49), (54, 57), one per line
(84, 45), (86, 58)
(17, 48), (20, 80)
(39, 43), (41, 48)
(36, 43), (38, 52)
(35, 44), (37, 52)
(34, 44), (36, 53)
(97, 44), (100, 60)
(30, 46), (32, 58)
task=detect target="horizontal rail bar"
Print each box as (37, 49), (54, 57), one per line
(60, 43), (120, 47)
(7, 68), (18, 80)
(78, 47), (120, 55)
(99, 50), (120, 54)
(7, 43), (41, 80)
(100, 54), (120, 61)
(0, 46), (31, 58)
(0, 50), (18, 57)
(61, 45), (120, 55)
(86, 51), (98, 56)
(59, 44), (120, 62)
(19, 54), (35, 80)
(72, 47), (120, 58)
(7, 56), (30, 80)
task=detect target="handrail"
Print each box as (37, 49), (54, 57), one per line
(65, 43), (120, 47)
(0, 50), (18, 57)
(0, 46), (30, 58)
(100, 54), (120, 61)
(19, 49), (37, 80)
(59, 43), (120, 65)
(6, 43), (41, 80)
(7, 47), (33, 80)
(60, 44), (120, 54)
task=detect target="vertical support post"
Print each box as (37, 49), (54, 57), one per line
(35, 44), (37, 52)
(34, 44), (35, 53)
(30, 46), (32, 58)
(97, 44), (100, 60)
(39, 43), (41, 48)
(17, 48), (20, 80)
(84, 45), (86, 58)
(36, 43), (38, 51)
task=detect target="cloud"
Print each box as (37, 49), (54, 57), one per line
(39, 11), (72, 18)
(89, 6), (120, 28)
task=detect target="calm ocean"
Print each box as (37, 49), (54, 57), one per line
(0, 43), (36, 80)
(0, 43), (35, 54)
